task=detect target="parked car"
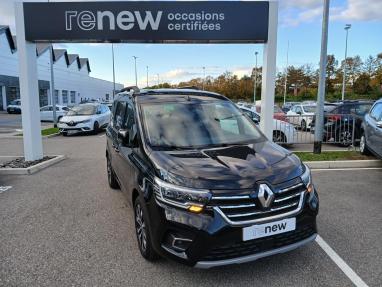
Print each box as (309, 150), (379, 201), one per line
(360, 99), (382, 158)
(282, 102), (299, 113)
(311, 100), (374, 146)
(40, 105), (69, 122)
(106, 88), (319, 268)
(286, 104), (316, 130)
(7, 99), (21, 114)
(255, 105), (289, 122)
(58, 103), (110, 136)
(240, 106), (297, 144)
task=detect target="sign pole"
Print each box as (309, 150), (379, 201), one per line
(260, 0), (278, 140)
(314, 0), (330, 154)
(15, 2), (43, 161)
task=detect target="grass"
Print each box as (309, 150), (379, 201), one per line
(294, 151), (374, 161)
(16, 127), (59, 137)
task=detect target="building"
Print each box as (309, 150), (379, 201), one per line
(0, 25), (123, 111)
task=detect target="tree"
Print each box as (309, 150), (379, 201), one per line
(326, 55), (338, 93)
(354, 73), (372, 94)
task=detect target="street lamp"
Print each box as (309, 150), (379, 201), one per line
(283, 41), (289, 106)
(341, 24), (351, 101)
(146, 66), (149, 88)
(202, 66), (206, 90)
(112, 43), (116, 100)
(133, 56), (138, 87)
(253, 52), (258, 104)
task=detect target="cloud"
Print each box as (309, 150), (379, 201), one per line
(331, 0), (382, 21)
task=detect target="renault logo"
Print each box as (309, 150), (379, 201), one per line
(258, 184), (274, 208)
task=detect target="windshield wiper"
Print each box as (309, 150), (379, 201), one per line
(214, 113), (244, 122)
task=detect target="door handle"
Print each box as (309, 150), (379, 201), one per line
(112, 143), (119, 153)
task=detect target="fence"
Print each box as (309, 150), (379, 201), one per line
(273, 114), (357, 147)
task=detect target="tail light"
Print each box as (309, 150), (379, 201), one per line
(327, 114), (341, 122)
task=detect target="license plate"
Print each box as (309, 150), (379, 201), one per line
(242, 218), (296, 241)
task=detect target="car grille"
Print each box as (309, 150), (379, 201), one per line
(208, 178), (306, 225)
(201, 224), (316, 261)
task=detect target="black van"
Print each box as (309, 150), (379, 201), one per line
(106, 88), (318, 268)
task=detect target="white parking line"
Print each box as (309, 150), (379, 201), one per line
(0, 186), (12, 193)
(98, 134), (105, 138)
(312, 167), (382, 171)
(315, 235), (369, 287)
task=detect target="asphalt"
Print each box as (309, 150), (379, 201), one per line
(0, 134), (381, 286)
(0, 112), (51, 134)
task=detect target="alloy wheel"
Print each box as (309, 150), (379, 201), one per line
(135, 203), (147, 253)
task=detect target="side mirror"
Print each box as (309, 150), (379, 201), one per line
(377, 121), (382, 128)
(118, 129), (129, 144)
(96, 110), (101, 114)
(296, 111), (302, 115)
(253, 117), (260, 124)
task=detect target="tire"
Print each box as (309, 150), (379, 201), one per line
(107, 156), (119, 189)
(336, 126), (352, 147)
(301, 119), (307, 131)
(57, 116), (63, 122)
(273, 131), (287, 144)
(359, 134), (370, 155)
(134, 197), (159, 261)
(92, 121), (99, 135)
(61, 131), (68, 137)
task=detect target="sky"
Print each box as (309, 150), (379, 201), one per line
(0, 0), (381, 87)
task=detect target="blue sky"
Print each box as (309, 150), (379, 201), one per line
(1, 0), (381, 86)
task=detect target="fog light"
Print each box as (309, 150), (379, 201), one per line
(307, 183), (314, 193)
(188, 205), (203, 213)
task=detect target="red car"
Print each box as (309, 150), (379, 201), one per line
(256, 105), (289, 122)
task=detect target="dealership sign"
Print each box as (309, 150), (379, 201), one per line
(23, 1), (269, 43)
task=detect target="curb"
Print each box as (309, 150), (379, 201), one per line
(45, 133), (61, 138)
(305, 159), (382, 169)
(0, 155), (66, 175)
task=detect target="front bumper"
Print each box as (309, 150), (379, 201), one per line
(145, 189), (319, 268)
(58, 122), (93, 133)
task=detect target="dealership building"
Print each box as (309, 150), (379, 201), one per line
(0, 25), (123, 111)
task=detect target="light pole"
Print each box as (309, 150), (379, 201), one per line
(146, 66), (149, 88)
(313, 0), (330, 154)
(341, 24), (351, 101)
(133, 56), (138, 87)
(112, 43), (116, 99)
(202, 67), (206, 90)
(283, 41), (289, 106)
(253, 51), (258, 104)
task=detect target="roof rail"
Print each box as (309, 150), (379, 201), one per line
(177, 86), (200, 90)
(118, 86), (140, 94)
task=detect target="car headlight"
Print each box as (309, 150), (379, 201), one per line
(154, 177), (211, 213)
(80, 119), (91, 124)
(301, 164), (314, 193)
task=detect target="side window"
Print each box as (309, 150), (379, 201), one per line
(295, 106), (302, 114)
(113, 101), (127, 130)
(124, 103), (135, 130)
(40, 106), (49, 111)
(355, 104), (372, 116)
(370, 103), (382, 121)
(49, 106), (53, 111)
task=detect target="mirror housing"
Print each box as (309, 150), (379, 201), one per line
(376, 121), (382, 128)
(118, 129), (129, 144)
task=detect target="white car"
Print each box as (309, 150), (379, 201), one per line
(7, 99), (22, 114)
(40, 105), (69, 122)
(287, 104), (316, 130)
(240, 106), (297, 144)
(58, 103), (111, 136)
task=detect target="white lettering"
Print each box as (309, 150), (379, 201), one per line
(97, 11), (115, 30)
(65, 11), (77, 30)
(116, 11), (135, 30)
(77, 11), (95, 31)
(134, 11), (162, 30)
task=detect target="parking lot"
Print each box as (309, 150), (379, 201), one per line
(0, 112), (51, 135)
(0, 134), (381, 286)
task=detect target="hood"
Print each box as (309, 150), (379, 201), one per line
(60, 115), (93, 122)
(150, 141), (303, 190)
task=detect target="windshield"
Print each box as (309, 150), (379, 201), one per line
(10, 100), (20, 105)
(67, 105), (97, 116)
(303, 105), (316, 113)
(140, 100), (264, 149)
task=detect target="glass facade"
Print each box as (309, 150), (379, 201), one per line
(70, 91), (76, 104)
(62, 90), (68, 104)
